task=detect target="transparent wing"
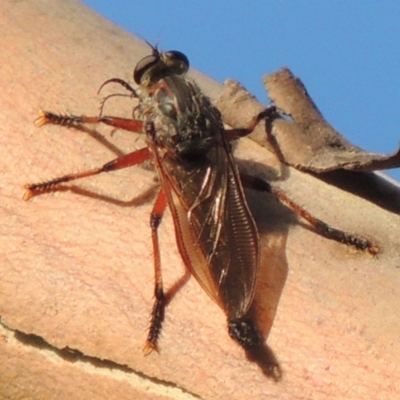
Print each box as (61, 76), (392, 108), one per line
(158, 138), (260, 320)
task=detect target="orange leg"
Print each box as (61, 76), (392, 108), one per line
(24, 147), (151, 200)
(224, 107), (279, 141)
(227, 109), (378, 254)
(27, 108), (172, 352)
(24, 109), (150, 200)
(143, 188), (168, 354)
(35, 109), (144, 132)
(241, 174), (379, 255)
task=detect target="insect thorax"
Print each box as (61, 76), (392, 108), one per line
(139, 75), (224, 158)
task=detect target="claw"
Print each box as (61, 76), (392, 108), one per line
(142, 341), (159, 355)
(23, 187), (34, 201)
(34, 109), (49, 127)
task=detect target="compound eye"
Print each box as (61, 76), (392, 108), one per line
(134, 54), (158, 84)
(163, 51), (190, 75)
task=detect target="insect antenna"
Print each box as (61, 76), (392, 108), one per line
(144, 39), (160, 57)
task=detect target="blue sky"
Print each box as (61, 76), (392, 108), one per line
(82, 1), (400, 181)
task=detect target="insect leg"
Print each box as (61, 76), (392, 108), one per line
(143, 189), (168, 354)
(97, 78), (139, 116)
(35, 109), (144, 132)
(241, 174), (379, 255)
(224, 107), (279, 141)
(23, 147), (151, 200)
(97, 78), (138, 97)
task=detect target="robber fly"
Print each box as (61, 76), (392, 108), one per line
(24, 45), (377, 358)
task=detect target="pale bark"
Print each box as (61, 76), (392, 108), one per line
(1, 1), (399, 399)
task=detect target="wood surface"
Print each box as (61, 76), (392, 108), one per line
(1, 1), (399, 399)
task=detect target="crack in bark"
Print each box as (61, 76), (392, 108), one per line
(0, 320), (203, 400)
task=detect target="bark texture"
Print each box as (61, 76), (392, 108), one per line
(1, 1), (399, 399)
